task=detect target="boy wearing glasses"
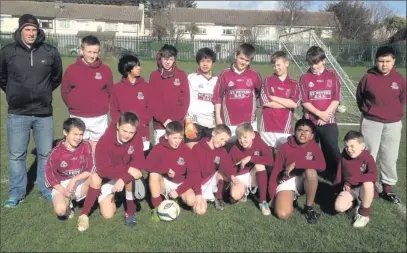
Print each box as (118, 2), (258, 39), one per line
(268, 119), (326, 224)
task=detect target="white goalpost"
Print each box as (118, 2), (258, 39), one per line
(277, 29), (361, 126)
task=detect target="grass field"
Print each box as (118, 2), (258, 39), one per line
(0, 57), (406, 252)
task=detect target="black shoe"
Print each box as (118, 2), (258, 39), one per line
(380, 192), (401, 204)
(304, 206), (320, 224)
(214, 198), (226, 210)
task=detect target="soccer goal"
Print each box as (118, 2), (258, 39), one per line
(277, 29), (361, 126)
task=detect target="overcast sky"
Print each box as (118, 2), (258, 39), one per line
(196, 1), (407, 17)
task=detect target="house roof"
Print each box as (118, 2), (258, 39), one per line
(168, 7), (337, 27)
(0, 1), (143, 23)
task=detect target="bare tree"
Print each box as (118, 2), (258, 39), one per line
(235, 26), (266, 44)
(278, 0), (309, 38)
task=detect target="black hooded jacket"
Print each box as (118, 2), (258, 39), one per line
(0, 29), (63, 115)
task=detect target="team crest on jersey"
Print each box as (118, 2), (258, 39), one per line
(308, 81), (315, 88)
(305, 152), (314, 160)
(246, 78), (253, 87)
(174, 78), (181, 86)
(137, 92), (144, 100)
(214, 156), (220, 164)
(95, 72), (102, 80)
(391, 82), (399, 89)
(326, 79), (333, 88)
(254, 150), (260, 156)
(360, 162), (367, 172)
(177, 157), (185, 166)
(128, 145), (134, 154)
(228, 81), (235, 87)
(60, 161), (68, 168)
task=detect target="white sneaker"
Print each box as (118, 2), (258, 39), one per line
(259, 201), (271, 216)
(353, 214), (370, 228)
(77, 214), (89, 232)
(353, 205), (360, 220)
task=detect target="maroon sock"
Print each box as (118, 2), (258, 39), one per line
(382, 184), (392, 194)
(80, 186), (100, 215)
(256, 170), (267, 202)
(152, 196), (162, 208)
(359, 206), (371, 217)
(126, 200), (136, 216)
(215, 179), (224, 199)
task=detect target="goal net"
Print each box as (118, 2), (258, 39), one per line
(277, 30), (361, 126)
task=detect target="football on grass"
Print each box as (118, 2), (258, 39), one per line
(157, 200), (180, 221)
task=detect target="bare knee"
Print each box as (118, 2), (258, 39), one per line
(185, 194), (196, 207)
(304, 169), (318, 181)
(100, 207), (116, 219)
(362, 181), (374, 190)
(149, 173), (161, 184)
(275, 209), (293, 220)
(231, 189), (244, 201)
(255, 164), (266, 172)
(90, 173), (102, 189)
(334, 201), (348, 213)
(54, 205), (67, 216)
(195, 206), (207, 215)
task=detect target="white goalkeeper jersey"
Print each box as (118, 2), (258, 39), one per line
(187, 71), (218, 128)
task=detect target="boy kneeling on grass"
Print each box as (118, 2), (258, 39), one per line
(45, 118), (95, 220)
(147, 121), (202, 221)
(268, 119), (325, 224)
(334, 130), (377, 228)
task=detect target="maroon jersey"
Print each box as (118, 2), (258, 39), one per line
(148, 68), (190, 130)
(334, 150), (377, 187)
(356, 67), (406, 123)
(191, 137), (234, 185)
(229, 132), (274, 176)
(146, 136), (201, 195)
(299, 69), (341, 124)
(95, 123), (145, 184)
(268, 136), (325, 200)
(45, 141), (95, 188)
(212, 66), (262, 126)
(110, 77), (152, 142)
(61, 57), (114, 117)
(260, 74), (300, 133)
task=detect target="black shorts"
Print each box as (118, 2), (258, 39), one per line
(184, 123), (214, 143)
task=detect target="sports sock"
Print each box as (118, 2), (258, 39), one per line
(125, 191), (136, 216)
(215, 179), (224, 199)
(359, 206), (371, 217)
(80, 186), (100, 215)
(152, 196), (162, 208)
(256, 170), (267, 202)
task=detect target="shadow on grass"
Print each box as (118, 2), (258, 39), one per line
(314, 180), (338, 216)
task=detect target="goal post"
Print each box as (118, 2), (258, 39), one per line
(277, 30), (361, 126)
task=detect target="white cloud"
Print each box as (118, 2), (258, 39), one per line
(196, 1), (280, 10)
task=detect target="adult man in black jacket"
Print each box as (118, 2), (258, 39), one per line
(0, 14), (63, 207)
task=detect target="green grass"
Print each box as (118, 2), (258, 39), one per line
(0, 57), (406, 252)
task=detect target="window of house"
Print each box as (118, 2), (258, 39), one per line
(239, 29), (251, 36)
(39, 19), (53, 29)
(197, 27), (207, 34)
(59, 20), (70, 29)
(222, 28), (234, 35)
(105, 22), (119, 32)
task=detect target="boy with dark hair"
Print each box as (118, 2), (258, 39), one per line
(299, 46), (341, 182)
(260, 51), (300, 151)
(229, 122), (274, 216)
(149, 44), (190, 145)
(192, 124), (234, 214)
(212, 43), (262, 146)
(61, 35), (114, 154)
(111, 54), (152, 152)
(357, 45), (406, 204)
(268, 119), (325, 224)
(45, 118), (95, 220)
(185, 47), (218, 149)
(146, 121), (202, 221)
(77, 112), (145, 231)
(334, 130), (377, 228)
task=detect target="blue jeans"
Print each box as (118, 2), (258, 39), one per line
(7, 114), (54, 200)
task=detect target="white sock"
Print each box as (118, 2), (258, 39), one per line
(125, 191), (134, 200)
